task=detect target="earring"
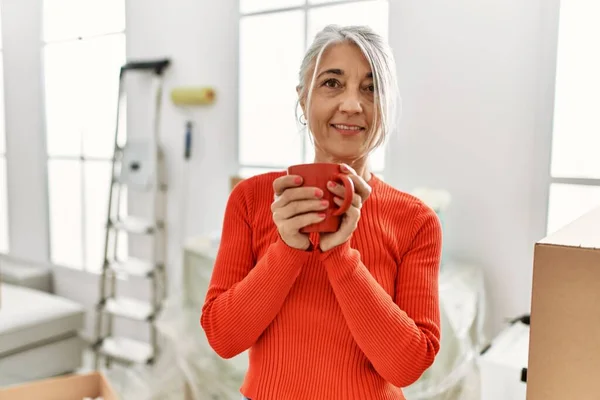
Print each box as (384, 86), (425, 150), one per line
(299, 114), (307, 126)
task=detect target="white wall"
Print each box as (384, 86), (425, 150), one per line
(124, 0), (239, 290)
(387, 0), (557, 334)
(2, 0), (50, 263)
(1, 0), (559, 339)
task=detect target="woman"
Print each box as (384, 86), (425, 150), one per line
(201, 24), (442, 400)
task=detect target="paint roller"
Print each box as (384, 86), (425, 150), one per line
(170, 86), (216, 159)
(171, 87), (216, 106)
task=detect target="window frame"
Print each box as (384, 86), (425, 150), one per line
(42, 5), (126, 271)
(543, 0), (600, 236)
(0, 27), (8, 253)
(237, 0), (389, 178)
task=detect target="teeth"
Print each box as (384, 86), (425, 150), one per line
(334, 124), (362, 130)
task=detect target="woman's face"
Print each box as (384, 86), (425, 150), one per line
(301, 42), (378, 162)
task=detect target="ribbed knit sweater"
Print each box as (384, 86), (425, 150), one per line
(201, 172), (442, 400)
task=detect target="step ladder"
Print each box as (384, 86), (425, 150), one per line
(93, 58), (171, 369)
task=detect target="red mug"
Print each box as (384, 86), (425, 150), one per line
(287, 163), (354, 233)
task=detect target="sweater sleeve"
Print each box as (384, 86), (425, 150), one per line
(200, 182), (311, 359)
(320, 202), (442, 388)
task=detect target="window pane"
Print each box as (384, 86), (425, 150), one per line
(307, 1), (389, 43)
(547, 183), (600, 235)
(43, 0), (125, 42)
(550, 2), (600, 179)
(240, 0), (304, 15)
(81, 34), (125, 158)
(0, 55), (5, 155)
(239, 11), (305, 167)
(48, 159), (83, 268)
(0, 158), (8, 253)
(44, 34), (125, 158)
(44, 41), (86, 157)
(84, 160), (112, 273)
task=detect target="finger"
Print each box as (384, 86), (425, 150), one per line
(340, 163), (357, 175)
(333, 194), (362, 209)
(340, 164), (372, 201)
(275, 199), (329, 220)
(327, 182), (362, 208)
(332, 204), (360, 237)
(274, 186), (324, 209)
(345, 206), (361, 227)
(288, 212), (327, 231)
(327, 181), (347, 197)
(337, 202), (360, 223)
(273, 175), (303, 196)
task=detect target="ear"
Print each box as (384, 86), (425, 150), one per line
(296, 85), (303, 103)
(296, 85), (306, 113)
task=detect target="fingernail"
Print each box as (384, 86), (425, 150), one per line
(320, 200), (328, 206)
(318, 212), (327, 218)
(340, 164), (347, 171)
(294, 176), (302, 184)
(315, 188), (323, 197)
(328, 181), (336, 188)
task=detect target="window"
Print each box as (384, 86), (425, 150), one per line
(238, 0), (390, 178)
(43, 0), (126, 271)
(547, 2), (600, 234)
(0, 11), (8, 254)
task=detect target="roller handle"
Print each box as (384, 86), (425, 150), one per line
(184, 121), (192, 160)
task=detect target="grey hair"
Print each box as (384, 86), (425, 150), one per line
(296, 24), (401, 152)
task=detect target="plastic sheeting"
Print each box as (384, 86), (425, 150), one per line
(404, 261), (488, 399)
(106, 260), (487, 400)
(104, 293), (247, 399)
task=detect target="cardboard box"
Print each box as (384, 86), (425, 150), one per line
(0, 371), (118, 400)
(526, 206), (600, 400)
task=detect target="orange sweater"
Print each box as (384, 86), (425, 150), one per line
(201, 172), (442, 400)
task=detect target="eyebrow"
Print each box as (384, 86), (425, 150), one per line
(316, 69), (373, 79)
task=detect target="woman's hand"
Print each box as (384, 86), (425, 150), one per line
(271, 175), (329, 250)
(319, 164), (372, 252)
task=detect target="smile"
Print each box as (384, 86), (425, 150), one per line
(331, 124), (365, 135)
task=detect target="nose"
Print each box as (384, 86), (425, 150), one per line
(338, 88), (363, 115)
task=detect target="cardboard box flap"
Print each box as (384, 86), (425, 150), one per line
(0, 372), (118, 400)
(538, 205), (600, 249)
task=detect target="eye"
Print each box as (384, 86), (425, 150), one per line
(322, 78), (341, 88)
(365, 84), (375, 93)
